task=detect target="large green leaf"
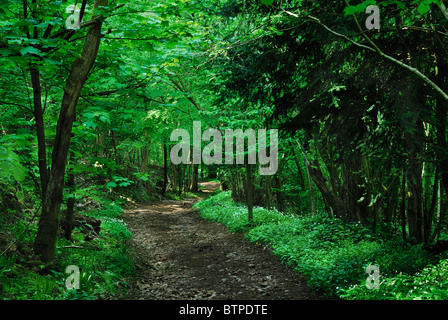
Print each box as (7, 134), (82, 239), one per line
(260, 0), (275, 5)
(12, 166), (26, 181)
(19, 46), (42, 56)
(344, 1), (377, 16)
(412, 0), (440, 15)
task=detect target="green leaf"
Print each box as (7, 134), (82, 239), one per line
(12, 166), (26, 181)
(0, 148), (9, 160)
(344, 1), (377, 15)
(388, 1), (406, 9)
(260, 0), (275, 5)
(344, 5), (360, 15)
(413, 0), (439, 15)
(417, 2), (431, 14)
(0, 48), (14, 56)
(106, 182), (117, 188)
(19, 46), (42, 56)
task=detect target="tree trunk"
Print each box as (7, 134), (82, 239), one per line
(400, 169), (407, 241)
(401, 81), (424, 243)
(177, 164), (183, 196)
(246, 162), (253, 224)
(345, 153), (368, 223)
(140, 132), (149, 174)
(190, 163), (198, 192)
(230, 165), (238, 201)
(407, 167), (423, 243)
(434, 61), (448, 200)
(162, 141), (168, 195)
(33, 0), (108, 263)
(30, 67), (49, 200)
(305, 163), (315, 215)
(265, 175), (272, 210)
(431, 187), (448, 242)
(274, 175), (285, 212)
(385, 178), (400, 224)
(111, 130), (118, 163)
(307, 160), (346, 219)
(289, 142), (306, 190)
(290, 142), (315, 214)
(64, 170), (76, 241)
(423, 167), (438, 243)
(297, 139), (347, 220)
(185, 163), (191, 192)
(171, 162), (177, 194)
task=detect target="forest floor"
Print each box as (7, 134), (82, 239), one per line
(120, 181), (322, 300)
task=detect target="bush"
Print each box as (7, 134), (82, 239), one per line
(196, 191), (444, 299)
(339, 259), (448, 300)
(0, 202), (134, 300)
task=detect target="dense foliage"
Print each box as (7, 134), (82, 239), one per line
(1, 0), (448, 300)
(0, 203), (134, 299)
(196, 191), (448, 299)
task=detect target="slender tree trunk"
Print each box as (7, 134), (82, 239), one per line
(171, 162), (177, 194)
(289, 142), (306, 190)
(190, 163), (198, 192)
(230, 165), (237, 201)
(265, 175), (272, 210)
(407, 168), (423, 243)
(162, 141), (168, 195)
(400, 169), (407, 241)
(111, 130), (118, 163)
(390, 79), (424, 243)
(297, 139), (346, 220)
(177, 164), (183, 196)
(274, 175), (284, 212)
(305, 163), (315, 215)
(30, 67), (48, 200)
(185, 163), (191, 192)
(290, 142), (314, 214)
(346, 153), (368, 223)
(33, 0), (108, 262)
(140, 132), (149, 174)
(385, 178), (399, 224)
(246, 162), (253, 224)
(434, 69), (448, 212)
(64, 170), (75, 241)
(406, 152), (424, 243)
(25, 0), (48, 200)
(423, 167), (439, 243)
(431, 187), (448, 242)
(402, 83), (424, 243)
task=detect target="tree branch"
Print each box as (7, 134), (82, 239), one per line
(439, 0), (448, 21)
(343, 0), (382, 52)
(79, 0), (88, 24)
(282, 10), (448, 103)
(0, 99), (32, 111)
(50, 3), (124, 41)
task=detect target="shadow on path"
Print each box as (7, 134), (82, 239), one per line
(120, 181), (322, 300)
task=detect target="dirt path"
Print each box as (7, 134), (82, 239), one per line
(120, 181), (321, 300)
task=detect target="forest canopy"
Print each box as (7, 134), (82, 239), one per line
(1, 0), (448, 301)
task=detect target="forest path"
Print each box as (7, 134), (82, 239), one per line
(120, 181), (321, 300)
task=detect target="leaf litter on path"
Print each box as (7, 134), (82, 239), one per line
(120, 181), (322, 300)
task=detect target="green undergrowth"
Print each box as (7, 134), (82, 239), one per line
(194, 191), (448, 300)
(0, 202), (134, 300)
